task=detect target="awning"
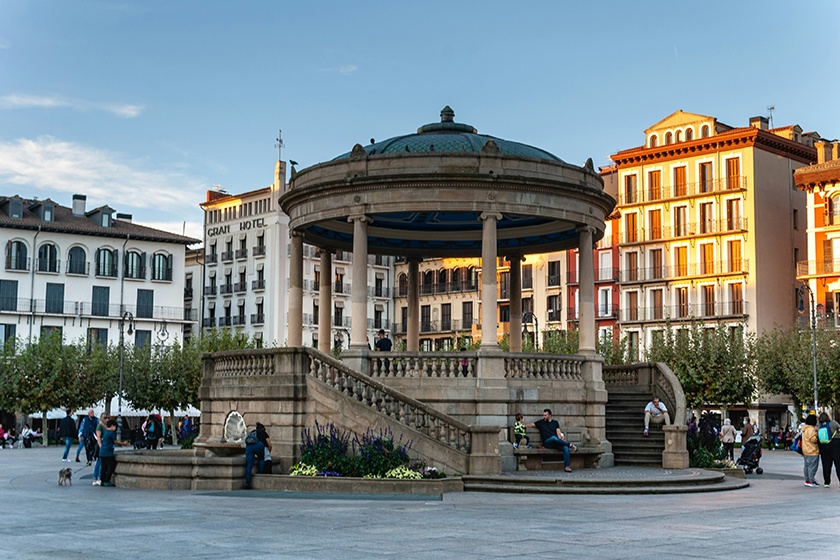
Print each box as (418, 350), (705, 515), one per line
(30, 397), (200, 420)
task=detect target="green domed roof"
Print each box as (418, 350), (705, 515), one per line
(334, 106), (564, 163)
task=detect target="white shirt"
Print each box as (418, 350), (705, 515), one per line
(645, 401), (667, 417)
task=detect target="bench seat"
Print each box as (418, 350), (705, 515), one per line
(514, 446), (602, 470)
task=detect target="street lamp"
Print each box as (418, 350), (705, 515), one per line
(117, 311), (134, 441)
(797, 282), (819, 412)
(522, 311), (539, 352)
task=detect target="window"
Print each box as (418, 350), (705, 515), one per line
(400, 307), (408, 333)
(664, 132), (672, 145)
(312, 300), (319, 325)
(398, 273), (407, 297)
(686, 128), (693, 141)
(96, 248), (117, 277)
(625, 213), (638, 243)
(92, 286), (110, 317)
(45, 283), (64, 314)
(677, 287), (688, 318)
(0, 280), (18, 311)
(674, 247), (688, 277)
(37, 243), (58, 272)
(598, 251), (612, 281)
(135, 330), (152, 348)
(333, 304), (343, 327)
(499, 304), (510, 323)
(152, 253), (172, 281)
(101, 212), (111, 228)
(728, 240), (742, 272)
(648, 171), (661, 201)
(701, 125), (710, 138)
(624, 174), (638, 204)
(626, 252), (638, 282)
(499, 271), (510, 299)
(125, 251), (145, 279)
(137, 289), (154, 319)
(462, 301), (473, 328)
(522, 264), (533, 289)
(703, 285), (716, 317)
(628, 331), (639, 361)
(67, 247), (87, 275)
(674, 206), (687, 237)
(374, 276), (385, 297)
(598, 287), (612, 318)
(700, 203), (714, 234)
(40, 325), (59, 339)
(652, 289), (663, 320)
(523, 297), (533, 314)
(421, 270), (433, 294)
(649, 135), (658, 148)
(627, 292), (638, 321)
(88, 327), (108, 348)
(547, 295), (560, 321)
(450, 268), (461, 292)
(421, 305), (431, 332)
(701, 243), (715, 275)
(730, 284), (743, 314)
(673, 166), (687, 197)
(675, 130), (682, 143)
(725, 158), (740, 190)
(547, 261), (561, 287)
(651, 249), (663, 280)
(437, 269), (447, 293)
(726, 199), (741, 231)
(466, 266), (478, 290)
(6, 240), (27, 270)
(648, 209), (662, 240)
(699, 162), (713, 193)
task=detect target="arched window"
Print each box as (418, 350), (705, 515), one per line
(649, 135), (658, 148)
(422, 270), (434, 295)
(125, 251), (145, 279)
(451, 267), (462, 292)
(686, 128), (694, 141)
(675, 130), (682, 143)
(37, 243), (58, 272)
(398, 273), (408, 297)
(437, 269), (447, 293)
(67, 246), (87, 275)
(832, 195), (840, 226)
(701, 125), (710, 138)
(6, 240), (27, 271)
(467, 266), (478, 290)
(96, 248), (117, 277)
(664, 132), (673, 145)
(152, 252), (172, 281)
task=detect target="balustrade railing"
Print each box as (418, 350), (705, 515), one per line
(367, 351), (476, 378)
(504, 353), (584, 380)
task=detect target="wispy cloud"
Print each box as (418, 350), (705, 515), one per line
(0, 136), (206, 218)
(0, 93), (144, 118)
(319, 64), (359, 76)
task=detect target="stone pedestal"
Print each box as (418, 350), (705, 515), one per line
(662, 425), (689, 469)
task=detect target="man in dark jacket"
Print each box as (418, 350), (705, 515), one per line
(523, 409), (578, 472)
(58, 409), (77, 462)
(76, 409), (98, 464)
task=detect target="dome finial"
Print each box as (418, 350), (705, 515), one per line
(440, 106), (455, 123)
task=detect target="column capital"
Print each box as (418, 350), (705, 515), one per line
(347, 214), (373, 224)
(503, 254), (525, 263)
(289, 230), (305, 239)
(315, 247), (334, 257)
(576, 224), (597, 235)
(479, 211), (503, 222)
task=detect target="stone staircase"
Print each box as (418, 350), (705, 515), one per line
(606, 391), (665, 467)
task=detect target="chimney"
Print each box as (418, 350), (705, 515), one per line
(833, 141), (840, 162)
(116, 213), (132, 223)
(72, 194), (87, 216)
(749, 116), (769, 130)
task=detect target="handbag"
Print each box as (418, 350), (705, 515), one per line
(791, 433), (803, 455)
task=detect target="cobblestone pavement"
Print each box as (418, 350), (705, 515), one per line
(1, 445), (838, 559)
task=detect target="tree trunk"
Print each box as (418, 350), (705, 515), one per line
(169, 410), (178, 447)
(41, 411), (48, 447)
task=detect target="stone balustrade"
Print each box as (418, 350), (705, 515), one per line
(367, 351), (477, 378)
(504, 353), (584, 380)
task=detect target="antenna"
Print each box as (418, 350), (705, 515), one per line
(767, 105), (775, 129)
(275, 130), (284, 161)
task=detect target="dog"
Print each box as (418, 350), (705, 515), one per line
(58, 467), (72, 486)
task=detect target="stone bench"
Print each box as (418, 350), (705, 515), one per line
(512, 429), (601, 470)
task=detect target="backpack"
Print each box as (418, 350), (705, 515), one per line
(244, 430), (258, 445)
(791, 433), (803, 455)
(818, 422), (834, 444)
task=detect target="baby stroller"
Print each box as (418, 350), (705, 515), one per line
(736, 435), (764, 474)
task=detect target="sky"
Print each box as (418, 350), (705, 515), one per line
(1, 1), (838, 244)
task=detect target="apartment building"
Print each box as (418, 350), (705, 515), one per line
(0, 194), (198, 346)
(610, 110), (816, 358)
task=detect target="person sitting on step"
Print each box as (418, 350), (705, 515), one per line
(643, 396), (670, 437)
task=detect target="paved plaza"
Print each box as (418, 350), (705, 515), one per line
(2, 446), (839, 559)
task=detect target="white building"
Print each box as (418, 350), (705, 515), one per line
(198, 161), (395, 348)
(0, 194), (199, 346)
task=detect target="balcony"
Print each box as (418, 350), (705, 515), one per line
(151, 268), (173, 282)
(253, 245), (266, 257)
(334, 282), (350, 294)
(620, 301), (749, 323)
(568, 304), (619, 320)
(547, 309), (562, 322)
(619, 176), (747, 206)
(623, 218), (749, 245)
(231, 315), (246, 326)
(184, 288), (193, 299)
(797, 259), (840, 279)
(371, 286), (391, 298)
(204, 286), (217, 296)
(620, 259), (749, 283)
(206, 253), (218, 264)
(546, 274), (562, 288)
(36, 258), (60, 273)
(202, 318), (215, 328)
(251, 313), (265, 325)
(233, 282), (248, 293)
(66, 261), (89, 276)
(219, 317), (233, 327)
(219, 284), (233, 295)
(252, 279), (265, 290)
(235, 249), (248, 260)
(220, 251), (234, 262)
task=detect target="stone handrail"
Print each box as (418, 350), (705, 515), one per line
(205, 348), (276, 377)
(504, 353), (584, 380)
(603, 362), (686, 424)
(367, 351), (477, 378)
(306, 348), (472, 453)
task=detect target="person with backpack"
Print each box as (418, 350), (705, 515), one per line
(817, 412), (840, 487)
(802, 414), (821, 487)
(243, 422), (271, 489)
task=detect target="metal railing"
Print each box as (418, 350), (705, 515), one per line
(620, 259), (749, 283)
(797, 259), (840, 278)
(619, 176), (747, 205)
(620, 300), (749, 322)
(252, 246), (266, 257)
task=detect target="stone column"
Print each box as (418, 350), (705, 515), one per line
(287, 232), (304, 347)
(348, 215), (370, 349)
(508, 255), (522, 353)
(479, 212), (501, 348)
(407, 258), (420, 351)
(577, 225), (596, 353)
(318, 249), (332, 354)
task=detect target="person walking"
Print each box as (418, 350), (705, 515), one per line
(720, 418), (738, 461)
(58, 409), (77, 462)
(75, 409), (98, 464)
(802, 414), (821, 487)
(817, 412), (840, 487)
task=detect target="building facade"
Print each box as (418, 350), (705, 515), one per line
(0, 194), (198, 346)
(610, 111), (816, 358)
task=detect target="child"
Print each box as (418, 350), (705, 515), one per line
(513, 414), (530, 449)
(99, 419), (130, 487)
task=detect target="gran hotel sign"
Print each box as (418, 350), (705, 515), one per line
(207, 217), (266, 237)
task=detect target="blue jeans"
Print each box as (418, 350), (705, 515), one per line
(62, 437), (73, 460)
(245, 442), (265, 486)
(543, 436), (572, 467)
(93, 457), (102, 480)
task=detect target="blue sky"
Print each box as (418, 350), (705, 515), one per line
(1, 1), (838, 242)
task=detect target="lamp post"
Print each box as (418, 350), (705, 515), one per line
(522, 311), (539, 352)
(117, 311), (134, 441)
(797, 282), (819, 412)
